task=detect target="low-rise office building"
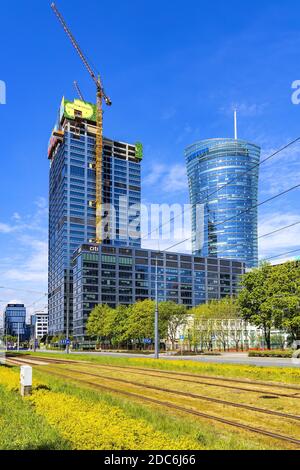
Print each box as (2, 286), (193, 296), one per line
(31, 310), (49, 340)
(72, 244), (245, 340)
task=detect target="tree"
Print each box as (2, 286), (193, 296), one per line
(86, 301), (186, 350)
(213, 298), (240, 351)
(3, 335), (17, 344)
(159, 301), (188, 350)
(267, 262), (300, 342)
(126, 300), (156, 346)
(106, 305), (131, 346)
(191, 298), (239, 351)
(191, 303), (215, 351)
(238, 261), (300, 348)
(238, 263), (275, 349)
(86, 304), (113, 343)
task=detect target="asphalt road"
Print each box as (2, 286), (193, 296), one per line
(33, 350), (300, 368)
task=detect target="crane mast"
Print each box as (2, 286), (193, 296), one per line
(73, 80), (85, 101)
(51, 2), (112, 244)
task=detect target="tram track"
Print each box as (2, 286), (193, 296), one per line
(20, 354), (300, 391)
(28, 366), (300, 448)
(6, 356), (300, 447)
(50, 364), (300, 421)
(9, 355), (300, 399)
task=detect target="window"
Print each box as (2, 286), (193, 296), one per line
(71, 166), (85, 177)
(102, 255), (116, 264)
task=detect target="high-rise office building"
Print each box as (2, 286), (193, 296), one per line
(48, 98), (142, 336)
(4, 304), (27, 340)
(186, 138), (260, 268)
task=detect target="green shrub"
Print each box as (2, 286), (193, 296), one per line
(248, 350), (293, 358)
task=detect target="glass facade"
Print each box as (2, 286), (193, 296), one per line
(48, 99), (142, 336)
(186, 139), (260, 268)
(72, 244), (245, 340)
(4, 304), (27, 340)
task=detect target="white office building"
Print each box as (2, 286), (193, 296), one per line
(31, 310), (49, 340)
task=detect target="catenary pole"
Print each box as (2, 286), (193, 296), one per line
(66, 269), (70, 354)
(154, 256), (159, 359)
(33, 318), (36, 353)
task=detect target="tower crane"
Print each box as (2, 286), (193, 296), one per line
(73, 80), (85, 102)
(51, 3), (112, 244)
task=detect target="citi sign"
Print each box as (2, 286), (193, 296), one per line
(89, 246), (99, 252)
(0, 81), (6, 105)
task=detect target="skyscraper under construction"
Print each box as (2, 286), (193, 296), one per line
(47, 98), (142, 336)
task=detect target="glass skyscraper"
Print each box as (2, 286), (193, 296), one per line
(4, 304), (27, 340)
(185, 138), (260, 268)
(48, 98), (142, 336)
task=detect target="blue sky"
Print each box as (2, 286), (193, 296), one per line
(1, 0), (300, 314)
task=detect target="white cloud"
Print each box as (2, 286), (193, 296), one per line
(35, 196), (48, 210)
(144, 163), (166, 186)
(144, 163), (188, 194)
(258, 211), (300, 261)
(0, 223), (15, 234)
(12, 213), (21, 221)
(0, 200), (48, 316)
(3, 240), (48, 284)
(164, 164), (188, 192)
(259, 139), (300, 196)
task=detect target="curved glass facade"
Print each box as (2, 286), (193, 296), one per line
(185, 138), (260, 268)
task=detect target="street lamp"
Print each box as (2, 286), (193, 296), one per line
(33, 318), (36, 353)
(154, 256), (159, 360)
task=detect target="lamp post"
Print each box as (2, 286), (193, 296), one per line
(154, 256), (159, 360)
(17, 323), (20, 352)
(33, 318), (36, 353)
(4, 317), (8, 352)
(66, 269), (70, 354)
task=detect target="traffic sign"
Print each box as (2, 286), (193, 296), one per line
(60, 339), (71, 346)
(143, 338), (152, 345)
(180, 335), (185, 341)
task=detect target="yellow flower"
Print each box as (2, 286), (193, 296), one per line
(0, 367), (201, 450)
(28, 390), (200, 450)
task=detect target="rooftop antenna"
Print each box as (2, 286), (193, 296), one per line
(234, 108), (238, 140)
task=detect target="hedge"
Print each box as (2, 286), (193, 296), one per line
(248, 350), (293, 358)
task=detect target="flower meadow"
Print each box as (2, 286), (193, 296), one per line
(0, 367), (202, 450)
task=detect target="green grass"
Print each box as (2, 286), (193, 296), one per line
(33, 367), (273, 450)
(25, 351), (300, 385)
(0, 380), (71, 450)
(2, 363), (296, 450)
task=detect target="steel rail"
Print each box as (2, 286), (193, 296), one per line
(31, 367), (300, 447)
